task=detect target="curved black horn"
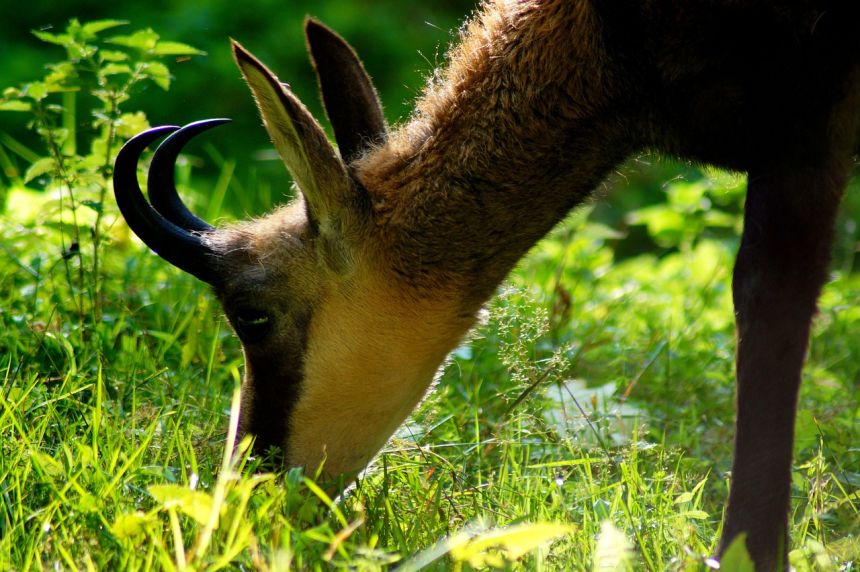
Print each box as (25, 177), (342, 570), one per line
(114, 126), (220, 284)
(148, 118), (231, 231)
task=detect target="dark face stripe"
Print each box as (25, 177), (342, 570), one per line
(238, 308), (313, 466)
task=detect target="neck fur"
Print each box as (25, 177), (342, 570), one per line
(357, 0), (633, 311)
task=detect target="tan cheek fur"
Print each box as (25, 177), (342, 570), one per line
(286, 275), (471, 478)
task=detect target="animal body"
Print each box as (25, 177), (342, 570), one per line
(114, 1), (860, 569)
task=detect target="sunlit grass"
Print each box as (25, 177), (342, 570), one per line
(1, 166), (858, 570)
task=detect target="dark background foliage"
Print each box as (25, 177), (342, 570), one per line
(2, 0), (858, 261)
(1, 0), (476, 214)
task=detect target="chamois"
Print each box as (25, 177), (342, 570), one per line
(114, 1), (860, 569)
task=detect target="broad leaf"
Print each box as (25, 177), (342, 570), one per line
(111, 511), (154, 540)
(719, 535), (756, 572)
(81, 19), (128, 36)
(153, 41), (205, 56)
(100, 50), (129, 62)
(32, 30), (70, 46)
(139, 61), (171, 90)
(24, 157), (56, 183)
(107, 29), (160, 51)
(102, 63), (133, 77)
(0, 100), (31, 112)
(24, 82), (48, 101)
(148, 484), (215, 526)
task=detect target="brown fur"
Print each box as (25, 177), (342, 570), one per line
(118, 1), (860, 569)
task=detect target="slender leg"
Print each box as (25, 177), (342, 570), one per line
(718, 155), (852, 570)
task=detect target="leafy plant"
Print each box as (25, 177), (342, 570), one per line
(625, 170), (745, 252)
(0, 18), (203, 328)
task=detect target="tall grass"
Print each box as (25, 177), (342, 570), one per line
(1, 18), (858, 572)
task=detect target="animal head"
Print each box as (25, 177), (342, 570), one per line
(114, 20), (468, 480)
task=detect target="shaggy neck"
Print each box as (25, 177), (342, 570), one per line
(358, 0), (633, 311)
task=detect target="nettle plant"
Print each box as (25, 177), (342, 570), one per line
(0, 19), (203, 324)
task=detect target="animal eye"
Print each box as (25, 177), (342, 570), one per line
(234, 309), (271, 343)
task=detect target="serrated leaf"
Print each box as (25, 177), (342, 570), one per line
(67, 43), (97, 61)
(24, 82), (48, 101)
(100, 50), (129, 62)
(45, 61), (76, 86)
(24, 158), (57, 183)
(64, 18), (83, 35)
(0, 100), (32, 112)
(107, 29), (159, 51)
(148, 484), (214, 525)
(115, 111), (150, 139)
(35, 127), (69, 147)
(101, 63), (132, 76)
(139, 61), (171, 90)
(32, 30), (70, 46)
(81, 19), (128, 36)
(153, 41), (205, 56)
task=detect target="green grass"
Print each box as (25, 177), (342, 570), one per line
(1, 13), (856, 571)
(1, 160), (858, 571)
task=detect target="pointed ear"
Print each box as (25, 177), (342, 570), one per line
(305, 19), (387, 164)
(232, 40), (355, 231)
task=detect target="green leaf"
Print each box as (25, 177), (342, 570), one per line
(66, 42), (97, 61)
(139, 62), (171, 90)
(30, 451), (64, 478)
(111, 511), (154, 540)
(32, 30), (70, 46)
(148, 484), (214, 525)
(452, 523), (573, 566)
(667, 180), (708, 210)
(24, 157), (57, 183)
(702, 209), (738, 227)
(627, 205), (686, 237)
(153, 41), (205, 56)
(77, 492), (100, 513)
(101, 63), (133, 77)
(107, 29), (160, 51)
(115, 111), (150, 139)
(0, 100), (32, 112)
(100, 50), (129, 62)
(24, 82), (49, 101)
(400, 522), (574, 572)
(677, 510), (709, 520)
(793, 409), (819, 453)
(45, 61), (76, 86)
(81, 19), (128, 36)
(719, 534), (756, 572)
(35, 127), (69, 147)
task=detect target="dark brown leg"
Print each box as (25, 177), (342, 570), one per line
(718, 155), (852, 570)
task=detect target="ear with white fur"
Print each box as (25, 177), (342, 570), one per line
(232, 40), (363, 241)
